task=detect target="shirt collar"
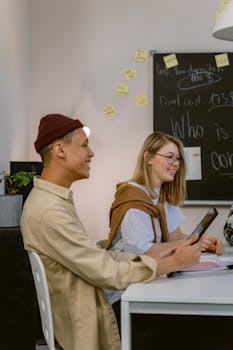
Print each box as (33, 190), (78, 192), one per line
(154, 187), (161, 194)
(34, 176), (73, 201)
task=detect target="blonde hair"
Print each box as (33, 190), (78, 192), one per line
(130, 131), (186, 205)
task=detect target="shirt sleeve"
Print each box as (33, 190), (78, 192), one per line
(120, 209), (154, 254)
(165, 204), (185, 233)
(36, 206), (157, 290)
(120, 205), (186, 253)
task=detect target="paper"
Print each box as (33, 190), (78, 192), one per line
(201, 252), (233, 264)
(184, 147), (202, 180)
(201, 253), (218, 260)
(182, 261), (228, 272)
(169, 249), (233, 277)
(215, 53), (230, 68)
(163, 53), (178, 69)
(116, 84), (129, 96)
(175, 261), (229, 276)
(216, 256), (233, 263)
(135, 94), (148, 106)
(103, 104), (117, 117)
(134, 49), (148, 63)
(124, 68), (137, 80)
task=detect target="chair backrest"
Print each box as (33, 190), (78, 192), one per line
(29, 251), (55, 350)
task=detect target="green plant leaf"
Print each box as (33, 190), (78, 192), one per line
(3, 170), (34, 195)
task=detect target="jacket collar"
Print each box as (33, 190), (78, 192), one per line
(34, 176), (73, 201)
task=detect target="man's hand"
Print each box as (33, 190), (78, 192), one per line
(145, 233), (201, 276)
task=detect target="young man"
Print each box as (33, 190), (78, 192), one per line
(21, 114), (200, 350)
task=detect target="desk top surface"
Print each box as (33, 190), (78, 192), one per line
(122, 246), (233, 304)
(121, 269), (233, 304)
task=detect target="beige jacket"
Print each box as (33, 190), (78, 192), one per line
(21, 178), (157, 350)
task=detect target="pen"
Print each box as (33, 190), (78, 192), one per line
(209, 242), (217, 251)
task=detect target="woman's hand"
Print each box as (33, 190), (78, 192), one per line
(199, 233), (224, 255)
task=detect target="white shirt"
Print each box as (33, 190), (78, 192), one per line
(111, 182), (185, 254)
(105, 182), (185, 304)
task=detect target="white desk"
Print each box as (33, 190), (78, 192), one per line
(121, 269), (233, 350)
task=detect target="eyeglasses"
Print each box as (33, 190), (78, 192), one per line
(153, 153), (183, 165)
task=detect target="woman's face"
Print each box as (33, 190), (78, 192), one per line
(148, 141), (181, 189)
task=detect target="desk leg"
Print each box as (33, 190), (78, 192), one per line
(121, 301), (131, 350)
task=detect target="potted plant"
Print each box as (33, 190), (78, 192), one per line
(0, 171), (34, 227)
(4, 171), (34, 195)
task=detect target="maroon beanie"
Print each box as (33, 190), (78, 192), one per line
(34, 114), (83, 153)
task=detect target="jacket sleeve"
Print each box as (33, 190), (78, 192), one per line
(31, 207), (157, 290)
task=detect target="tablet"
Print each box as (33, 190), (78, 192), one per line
(167, 208), (218, 278)
(188, 207), (218, 242)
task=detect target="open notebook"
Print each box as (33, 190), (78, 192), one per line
(168, 252), (233, 277)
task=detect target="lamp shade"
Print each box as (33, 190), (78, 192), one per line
(212, 1), (233, 41)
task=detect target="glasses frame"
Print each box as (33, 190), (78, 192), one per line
(152, 152), (183, 165)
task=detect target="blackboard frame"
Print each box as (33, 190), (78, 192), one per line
(151, 51), (233, 206)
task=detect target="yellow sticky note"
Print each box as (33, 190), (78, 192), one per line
(135, 95), (148, 107)
(163, 54), (178, 69)
(134, 49), (148, 63)
(124, 68), (137, 80)
(221, 0), (230, 7)
(215, 53), (229, 67)
(103, 104), (117, 117)
(116, 84), (129, 96)
(215, 9), (221, 20)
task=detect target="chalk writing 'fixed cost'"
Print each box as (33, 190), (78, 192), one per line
(159, 91), (233, 111)
(170, 110), (232, 172)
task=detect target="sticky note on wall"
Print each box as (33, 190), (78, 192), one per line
(215, 53), (229, 67)
(221, 0), (230, 8)
(103, 104), (117, 117)
(116, 84), (129, 96)
(215, 9), (221, 20)
(134, 49), (148, 63)
(124, 68), (137, 80)
(135, 94), (148, 106)
(163, 53), (178, 69)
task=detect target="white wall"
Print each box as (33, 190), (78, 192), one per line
(0, 0), (30, 171)
(0, 0), (232, 242)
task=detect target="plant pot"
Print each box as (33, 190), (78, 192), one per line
(0, 195), (23, 227)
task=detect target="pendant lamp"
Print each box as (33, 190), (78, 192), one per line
(212, 1), (233, 41)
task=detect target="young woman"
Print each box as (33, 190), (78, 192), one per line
(105, 131), (223, 263)
(105, 130), (224, 348)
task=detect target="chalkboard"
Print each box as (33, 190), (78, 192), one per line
(152, 52), (233, 205)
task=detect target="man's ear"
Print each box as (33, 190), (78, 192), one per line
(53, 142), (66, 158)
